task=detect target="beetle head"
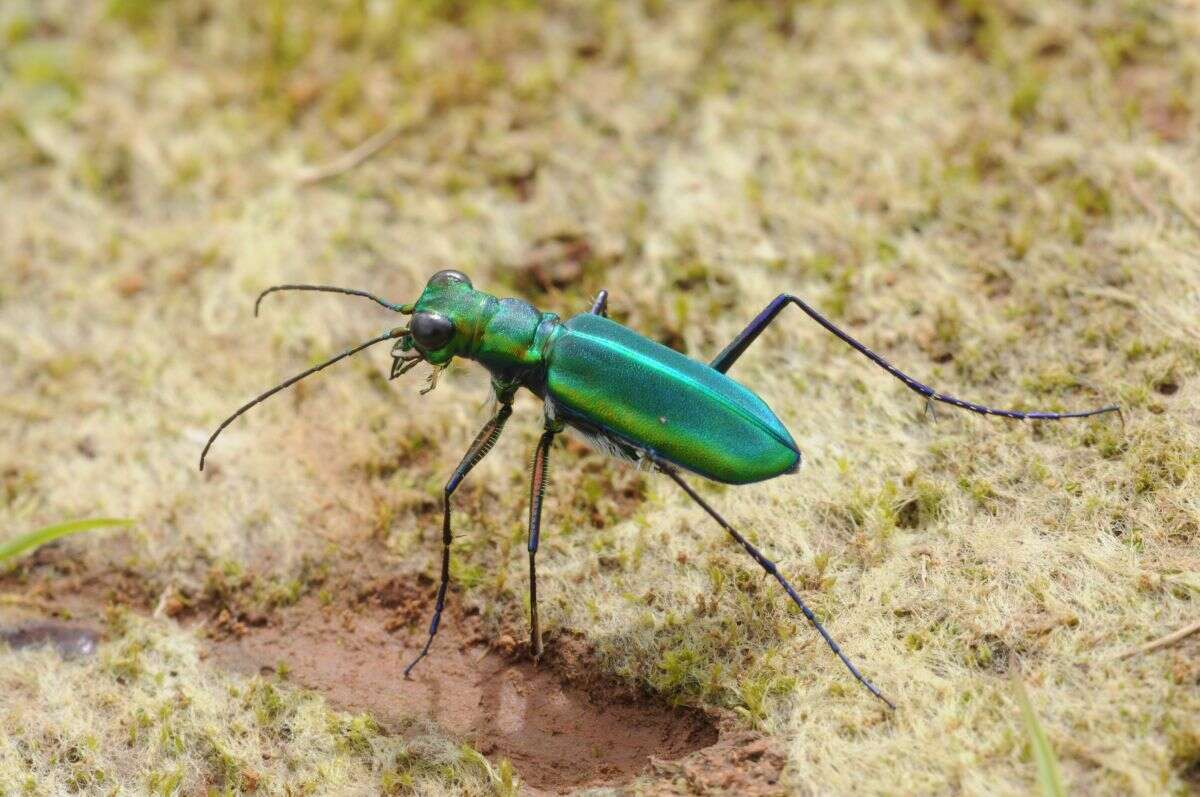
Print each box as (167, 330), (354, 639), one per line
(392, 270), (480, 373)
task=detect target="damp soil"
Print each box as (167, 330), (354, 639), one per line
(206, 575), (723, 794)
(0, 620), (99, 659)
(4, 552), (787, 795)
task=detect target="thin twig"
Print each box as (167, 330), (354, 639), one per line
(295, 124), (407, 185)
(1117, 619), (1200, 659)
(152, 584), (177, 619)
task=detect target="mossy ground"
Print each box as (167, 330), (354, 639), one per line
(2, 1), (1199, 794)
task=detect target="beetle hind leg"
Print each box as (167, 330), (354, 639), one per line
(710, 293), (1118, 422)
(649, 454), (895, 710)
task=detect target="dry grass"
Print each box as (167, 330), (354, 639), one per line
(2, 0), (1199, 794)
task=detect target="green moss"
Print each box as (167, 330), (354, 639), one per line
(259, 577), (304, 609)
(460, 744), (521, 797)
(958, 477), (997, 509)
(146, 769), (185, 796)
(897, 477), (947, 529)
(808, 257), (856, 320)
(1010, 70), (1044, 123)
(933, 302), (963, 346)
(1071, 177), (1112, 218)
(201, 732), (245, 792)
(735, 667), (797, 729)
(106, 0), (164, 29)
(6, 40), (79, 93)
(245, 678), (286, 725)
(1022, 367), (1081, 397)
(653, 645), (707, 701)
(3, 9), (33, 45)
(103, 637), (150, 683)
(451, 558), (485, 591)
(1129, 427), (1200, 494)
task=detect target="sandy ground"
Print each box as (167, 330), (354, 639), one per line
(2, 1), (1200, 794)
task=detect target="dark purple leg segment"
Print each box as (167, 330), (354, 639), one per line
(653, 456), (896, 710)
(404, 402), (513, 677)
(590, 289), (609, 317)
(527, 425), (558, 658)
(711, 294), (1119, 421)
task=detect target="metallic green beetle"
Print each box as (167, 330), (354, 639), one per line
(201, 270), (1119, 709)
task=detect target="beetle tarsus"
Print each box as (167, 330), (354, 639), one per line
(529, 551), (543, 661)
(527, 424), (558, 661)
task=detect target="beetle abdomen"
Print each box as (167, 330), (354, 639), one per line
(545, 314), (800, 484)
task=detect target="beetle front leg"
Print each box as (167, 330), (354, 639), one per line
(526, 420), (560, 659)
(404, 399), (513, 677)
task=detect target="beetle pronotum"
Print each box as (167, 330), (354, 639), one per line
(201, 270), (1119, 709)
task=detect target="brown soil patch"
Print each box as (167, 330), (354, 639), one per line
(5, 552), (784, 795)
(643, 727), (789, 796)
(206, 575), (721, 794)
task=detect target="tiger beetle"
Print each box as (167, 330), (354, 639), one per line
(200, 269), (1119, 709)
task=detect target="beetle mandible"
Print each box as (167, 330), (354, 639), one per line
(200, 269), (1119, 709)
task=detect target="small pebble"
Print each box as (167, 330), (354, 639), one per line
(0, 622), (99, 659)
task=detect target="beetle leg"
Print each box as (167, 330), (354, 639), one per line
(589, 289), (609, 317)
(527, 421), (560, 659)
(711, 293), (1118, 422)
(650, 455), (896, 710)
(404, 400), (513, 678)
(419, 363), (448, 395)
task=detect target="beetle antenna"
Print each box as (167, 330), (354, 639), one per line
(254, 284), (411, 316)
(199, 328), (407, 471)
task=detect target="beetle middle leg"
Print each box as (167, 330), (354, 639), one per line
(526, 419), (561, 658)
(404, 399), (513, 677)
(649, 454), (895, 709)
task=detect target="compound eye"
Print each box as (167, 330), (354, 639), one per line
(428, 269), (472, 288)
(410, 312), (455, 351)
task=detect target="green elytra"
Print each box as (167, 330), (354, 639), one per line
(201, 269), (1119, 710)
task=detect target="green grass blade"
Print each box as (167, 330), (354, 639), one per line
(1014, 677), (1066, 797)
(0, 518), (134, 564)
